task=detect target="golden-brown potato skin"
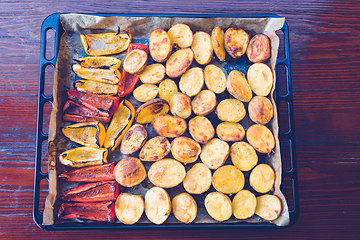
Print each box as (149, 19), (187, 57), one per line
(188, 116), (215, 144)
(166, 48), (194, 78)
(200, 138), (229, 169)
(227, 70), (252, 102)
(216, 98), (246, 122)
(139, 64), (166, 84)
(224, 28), (249, 59)
(246, 124), (275, 154)
(159, 79), (178, 103)
(114, 157), (147, 187)
(123, 49), (148, 74)
(248, 96), (274, 125)
(246, 34), (271, 63)
(139, 136), (171, 162)
(191, 90), (217, 116)
(216, 122), (245, 142)
(171, 136), (201, 164)
(120, 124), (148, 155)
(149, 29), (172, 62)
(133, 84), (159, 103)
(191, 31), (213, 65)
(247, 63), (273, 97)
(230, 141), (258, 172)
(204, 64), (227, 94)
(169, 92), (192, 119)
(151, 114), (187, 138)
(211, 27), (226, 61)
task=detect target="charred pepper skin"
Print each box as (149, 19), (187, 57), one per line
(59, 163), (115, 182)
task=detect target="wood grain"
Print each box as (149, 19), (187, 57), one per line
(1, 0), (360, 239)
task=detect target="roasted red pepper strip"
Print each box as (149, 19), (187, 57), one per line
(63, 100), (111, 123)
(58, 201), (115, 222)
(59, 162), (114, 182)
(118, 43), (149, 97)
(66, 87), (120, 117)
(61, 180), (119, 202)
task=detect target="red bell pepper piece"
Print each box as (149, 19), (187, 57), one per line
(58, 162), (115, 182)
(61, 180), (119, 202)
(118, 43), (149, 97)
(58, 201), (116, 222)
(63, 100), (111, 123)
(66, 87), (119, 117)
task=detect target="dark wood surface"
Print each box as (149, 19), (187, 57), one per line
(1, 0), (360, 239)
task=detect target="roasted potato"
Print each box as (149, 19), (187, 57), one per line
(216, 99), (246, 122)
(172, 193), (197, 224)
(211, 27), (226, 62)
(168, 24), (193, 49)
(171, 136), (201, 164)
(135, 98), (170, 124)
(139, 63), (166, 84)
(145, 187), (171, 224)
(183, 163), (212, 194)
(191, 31), (213, 65)
(247, 63), (273, 97)
(148, 158), (186, 188)
(212, 165), (245, 194)
(246, 34), (271, 63)
(200, 138), (229, 169)
(114, 157), (147, 187)
(204, 192), (232, 222)
(139, 136), (171, 162)
(226, 70), (252, 102)
(232, 190), (257, 220)
(115, 193), (144, 225)
(191, 90), (217, 116)
(159, 79), (178, 103)
(179, 67), (204, 97)
(80, 30), (131, 56)
(248, 96), (274, 125)
(250, 164), (275, 193)
(255, 194), (282, 221)
(204, 64), (227, 94)
(246, 124), (275, 154)
(149, 29), (172, 62)
(169, 92), (192, 119)
(230, 141), (258, 172)
(59, 146), (108, 168)
(74, 79), (119, 95)
(188, 116), (215, 144)
(151, 114), (187, 138)
(216, 122), (245, 142)
(123, 49), (148, 74)
(120, 124), (148, 155)
(224, 27), (249, 59)
(72, 63), (121, 85)
(62, 121), (106, 148)
(133, 84), (159, 103)
(166, 48), (194, 78)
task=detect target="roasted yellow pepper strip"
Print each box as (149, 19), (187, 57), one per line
(75, 56), (121, 70)
(59, 147), (108, 168)
(104, 100), (135, 151)
(62, 121), (106, 148)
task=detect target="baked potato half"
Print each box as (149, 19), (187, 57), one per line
(115, 193), (144, 225)
(168, 24), (193, 49)
(166, 48), (194, 78)
(151, 114), (187, 138)
(216, 98), (246, 122)
(226, 70), (252, 102)
(172, 193), (197, 224)
(246, 33), (271, 63)
(232, 190), (257, 220)
(139, 136), (171, 162)
(247, 63), (273, 97)
(169, 92), (192, 119)
(120, 124), (148, 155)
(191, 31), (213, 65)
(246, 124), (275, 154)
(224, 27), (249, 59)
(159, 79), (178, 103)
(230, 141), (258, 172)
(204, 192), (232, 222)
(133, 84), (159, 103)
(149, 29), (172, 62)
(248, 96), (274, 125)
(179, 67), (204, 97)
(135, 98), (170, 124)
(148, 158), (186, 188)
(211, 27), (226, 62)
(183, 163), (212, 195)
(249, 163), (275, 193)
(255, 194), (282, 221)
(114, 157), (146, 187)
(139, 63), (166, 84)
(188, 116), (215, 144)
(171, 136), (201, 164)
(212, 165), (245, 194)
(216, 122), (245, 142)
(123, 49), (148, 74)
(200, 138), (229, 169)
(145, 187), (171, 225)
(191, 90), (217, 116)
(204, 64), (227, 94)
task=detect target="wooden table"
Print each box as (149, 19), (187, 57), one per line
(1, 1), (359, 239)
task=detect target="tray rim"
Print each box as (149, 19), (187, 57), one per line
(34, 13), (299, 231)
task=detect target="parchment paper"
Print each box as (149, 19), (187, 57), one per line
(43, 13), (288, 227)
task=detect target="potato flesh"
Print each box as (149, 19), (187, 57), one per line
(172, 193), (197, 224)
(211, 27), (226, 62)
(250, 164), (275, 193)
(166, 48), (194, 78)
(171, 136), (201, 164)
(247, 63), (273, 97)
(135, 98), (170, 124)
(74, 79), (118, 95)
(145, 187), (171, 224)
(255, 194), (282, 221)
(159, 79), (178, 103)
(183, 163), (212, 194)
(139, 136), (171, 162)
(246, 124), (275, 154)
(148, 158), (186, 188)
(151, 114), (187, 138)
(191, 90), (217, 116)
(212, 165), (245, 194)
(248, 96), (274, 125)
(59, 147), (108, 168)
(216, 122), (245, 142)
(169, 92), (192, 119)
(133, 84), (159, 103)
(232, 190), (257, 220)
(139, 63), (166, 84)
(179, 67), (204, 97)
(231, 141), (258, 172)
(115, 193), (144, 225)
(224, 28), (249, 59)
(200, 138), (229, 169)
(227, 70), (252, 102)
(149, 29), (172, 62)
(120, 124), (147, 155)
(114, 157), (147, 187)
(188, 116), (215, 144)
(191, 31), (213, 65)
(72, 63), (121, 85)
(168, 24), (193, 49)
(204, 64), (226, 94)
(204, 192), (232, 222)
(216, 98), (246, 122)
(62, 121), (105, 148)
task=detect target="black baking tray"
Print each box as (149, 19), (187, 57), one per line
(34, 13), (299, 231)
